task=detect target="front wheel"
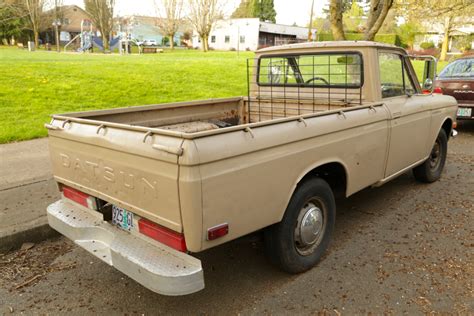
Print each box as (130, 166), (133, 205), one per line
(264, 178), (336, 273)
(413, 129), (448, 183)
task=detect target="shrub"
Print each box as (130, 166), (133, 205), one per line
(420, 41), (435, 49)
(455, 35), (473, 52)
(316, 32), (400, 46)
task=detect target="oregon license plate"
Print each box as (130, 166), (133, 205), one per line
(457, 107), (472, 117)
(112, 205), (134, 231)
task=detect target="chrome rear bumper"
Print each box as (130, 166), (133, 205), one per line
(47, 200), (204, 296)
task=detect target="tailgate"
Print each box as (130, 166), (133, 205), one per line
(47, 119), (184, 232)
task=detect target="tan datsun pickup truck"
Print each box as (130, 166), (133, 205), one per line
(45, 41), (458, 295)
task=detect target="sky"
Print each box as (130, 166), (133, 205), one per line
(63, 0), (328, 27)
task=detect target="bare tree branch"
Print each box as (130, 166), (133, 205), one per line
(155, 0), (183, 49)
(84, 0), (114, 51)
(187, 0), (223, 51)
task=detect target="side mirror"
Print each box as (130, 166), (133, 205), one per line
(423, 78), (433, 91)
(409, 55), (437, 94)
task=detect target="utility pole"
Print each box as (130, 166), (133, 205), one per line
(308, 0), (314, 41)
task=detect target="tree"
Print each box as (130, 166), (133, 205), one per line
(0, 0), (26, 44)
(155, 0), (183, 49)
(84, 0), (114, 51)
(395, 21), (421, 49)
(329, 0), (345, 40)
(364, 0), (394, 41)
(187, 0), (222, 52)
(401, 0), (474, 61)
(328, 0), (394, 41)
(308, 0), (314, 41)
(24, 0), (46, 47)
(231, 0), (255, 18)
(254, 0), (276, 23)
(343, 0), (365, 33)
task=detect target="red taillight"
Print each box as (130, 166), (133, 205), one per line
(207, 223), (229, 240)
(433, 87), (443, 94)
(138, 218), (187, 252)
(62, 186), (97, 210)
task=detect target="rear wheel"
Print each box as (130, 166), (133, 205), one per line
(264, 178), (336, 273)
(413, 129), (448, 183)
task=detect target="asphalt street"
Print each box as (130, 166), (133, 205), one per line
(1, 122), (472, 315)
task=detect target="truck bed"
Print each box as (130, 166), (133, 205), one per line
(50, 96), (370, 135)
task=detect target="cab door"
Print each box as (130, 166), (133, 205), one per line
(379, 51), (432, 177)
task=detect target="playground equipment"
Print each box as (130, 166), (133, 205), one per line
(63, 19), (140, 54)
(64, 19), (94, 52)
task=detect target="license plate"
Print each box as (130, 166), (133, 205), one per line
(457, 107), (472, 117)
(112, 205), (134, 231)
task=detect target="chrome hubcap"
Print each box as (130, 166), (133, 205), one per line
(295, 201), (325, 256)
(429, 141), (441, 169)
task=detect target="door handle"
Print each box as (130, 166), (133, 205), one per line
(392, 111), (402, 118)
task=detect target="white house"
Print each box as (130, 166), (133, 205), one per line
(192, 18), (310, 51)
(414, 17), (474, 53)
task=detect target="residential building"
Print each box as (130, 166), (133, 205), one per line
(42, 5), (95, 44)
(117, 15), (190, 46)
(192, 18), (310, 51)
(414, 18), (474, 53)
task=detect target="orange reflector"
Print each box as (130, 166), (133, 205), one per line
(452, 121), (457, 129)
(207, 223), (229, 240)
(63, 186), (97, 210)
(138, 218), (187, 252)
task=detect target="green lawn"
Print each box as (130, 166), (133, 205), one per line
(0, 47), (448, 144)
(0, 47), (252, 143)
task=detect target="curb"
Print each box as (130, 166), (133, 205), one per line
(0, 224), (59, 254)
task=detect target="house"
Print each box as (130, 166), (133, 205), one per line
(192, 18), (310, 51)
(414, 18), (474, 53)
(117, 15), (189, 46)
(42, 5), (95, 45)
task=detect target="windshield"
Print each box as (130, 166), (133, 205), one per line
(438, 58), (474, 78)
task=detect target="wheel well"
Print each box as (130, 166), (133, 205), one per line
(442, 118), (452, 139)
(299, 162), (347, 198)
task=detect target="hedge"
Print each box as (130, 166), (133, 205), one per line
(316, 33), (401, 46)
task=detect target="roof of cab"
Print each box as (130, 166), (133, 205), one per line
(256, 40), (403, 54)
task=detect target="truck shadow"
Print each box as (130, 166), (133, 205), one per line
(148, 124), (472, 311)
(133, 171), (420, 312)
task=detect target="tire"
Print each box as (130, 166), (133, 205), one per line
(413, 129), (448, 183)
(264, 178), (336, 274)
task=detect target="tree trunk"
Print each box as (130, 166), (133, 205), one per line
(308, 0), (314, 41)
(33, 28), (39, 48)
(102, 34), (109, 51)
(169, 33), (175, 49)
(202, 35), (208, 52)
(329, 0), (345, 40)
(439, 16), (451, 62)
(364, 0), (393, 41)
(55, 26), (60, 52)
